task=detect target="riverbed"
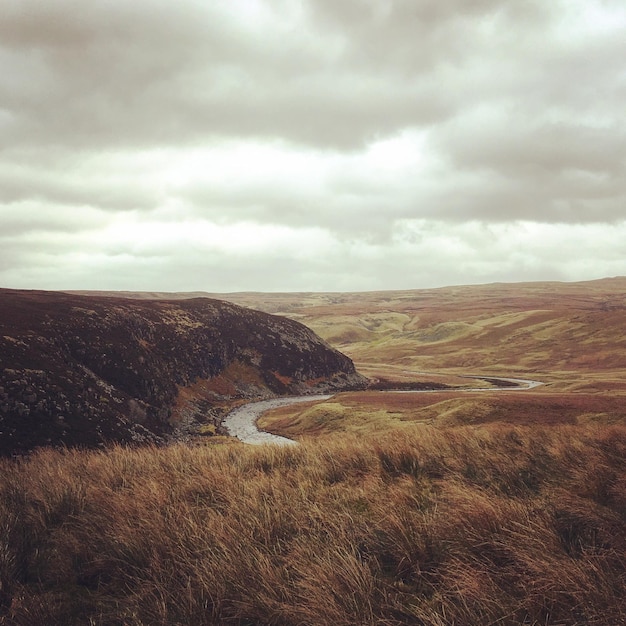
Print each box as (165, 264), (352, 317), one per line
(222, 375), (544, 445)
(222, 395), (333, 445)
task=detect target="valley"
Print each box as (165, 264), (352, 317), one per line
(0, 289), (365, 455)
(72, 277), (626, 441)
(2, 278), (626, 625)
(213, 278), (626, 441)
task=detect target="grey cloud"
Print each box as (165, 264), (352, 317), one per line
(426, 116), (626, 223)
(446, 124), (626, 176)
(1, 0), (620, 148)
(0, 154), (160, 210)
(0, 0), (557, 152)
(2, 0), (620, 161)
(183, 182), (397, 240)
(2, 0), (626, 291)
(0, 206), (106, 237)
(308, 0), (552, 68)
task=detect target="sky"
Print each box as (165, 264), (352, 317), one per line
(1, 0), (625, 293)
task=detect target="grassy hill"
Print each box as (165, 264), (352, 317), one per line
(0, 289), (365, 455)
(209, 277), (626, 382)
(2, 279), (626, 624)
(1, 424), (625, 624)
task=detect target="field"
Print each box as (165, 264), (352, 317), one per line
(224, 278), (626, 438)
(3, 278), (626, 624)
(1, 426), (625, 625)
(215, 278), (626, 385)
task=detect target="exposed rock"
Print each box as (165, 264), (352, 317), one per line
(0, 289), (366, 455)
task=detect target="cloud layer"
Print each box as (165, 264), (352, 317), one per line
(1, 0), (625, 291)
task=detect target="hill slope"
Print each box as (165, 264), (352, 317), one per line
(0, 289), (365, 455)
(72, 277), (626, 384)
(201, 278), (626, 386)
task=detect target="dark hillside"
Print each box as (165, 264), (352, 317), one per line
(0, 289), (366, 455)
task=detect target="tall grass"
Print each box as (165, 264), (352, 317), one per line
(1, 423), (625, 624)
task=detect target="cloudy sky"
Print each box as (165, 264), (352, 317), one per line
(1, 0), (625, 293)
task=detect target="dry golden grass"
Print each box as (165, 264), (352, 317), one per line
(259, 389), (626, 440)
(31, 279), (626, 624)
(216, 278), (626, 390)
(1, 423), (626, 625)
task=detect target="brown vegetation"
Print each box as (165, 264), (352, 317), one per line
(259, 389), (626, 439)
(4, 279), (623, 624)
(0, 289), (365, 455)
(1, 423), (625, 625)
(212, 277), (626, 386)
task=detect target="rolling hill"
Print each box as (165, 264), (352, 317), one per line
(0, 289), (366, 455)
(2, 280), (626, 624)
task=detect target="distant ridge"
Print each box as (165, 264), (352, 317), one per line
(66, 276), (626, 306)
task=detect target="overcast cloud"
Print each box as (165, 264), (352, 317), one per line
(1, 0), (625, 292)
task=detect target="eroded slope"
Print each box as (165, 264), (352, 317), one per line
(0, 289), (365, 454)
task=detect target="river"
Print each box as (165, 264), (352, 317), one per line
(222, 375), (544, 445)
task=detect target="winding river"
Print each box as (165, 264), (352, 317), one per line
(222, 376), (544, 445)
(223, 395), (333, 445)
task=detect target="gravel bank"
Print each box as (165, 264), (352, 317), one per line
(223, 395), (333, 445)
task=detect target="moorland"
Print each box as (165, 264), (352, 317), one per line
(217, 278), (626, 436)
(1, 278), (626, 625)
(0, 289), (364, 455)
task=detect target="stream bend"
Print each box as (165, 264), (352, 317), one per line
(222, 375), (544, 445)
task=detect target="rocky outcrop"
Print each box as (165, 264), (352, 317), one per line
(0, 289), (366, 455)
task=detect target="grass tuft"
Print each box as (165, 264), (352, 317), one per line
(0, 424), (625, 624)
